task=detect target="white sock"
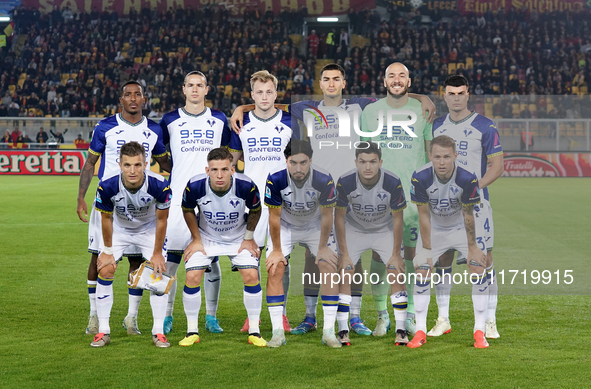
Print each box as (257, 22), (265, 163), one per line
(321, 295), (339, 330)
(304, 295), (319, 319)
(390, 291), (408, 331)
(88, 280), (97, 315)
(435, 266), (452, 320)
(267, 295), (285, 331)
(414, 276), (431, 333)
(96, 276), (114, 334)
(472, 272), (488, 333)
(165, 256), (181, 317)
(127, 288), (143, 317)
(337, 293), (352, 332)
(282, 263), (290, 315)
(244, 283), (262, 334)
(204, 258), (221, 317)
(150, 291), (167, 335)
(487, 264), (498, 321)
(183, 285), (202, 334)
(350, 295), (362, 318)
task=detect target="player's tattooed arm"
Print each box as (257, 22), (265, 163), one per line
(77, 153), (100, 222)
(408, 93), (436, 123)
(462, 203), (486, 267)
(154, 153), (172, 174)
(246, 206), (262, 232)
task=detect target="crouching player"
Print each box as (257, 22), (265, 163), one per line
(407, 135), (488, 349)
(91, 141), (172, 348)
(179, 148), (266, 347)
(264, 140), (341, 348)
(335, 141), (408, 346)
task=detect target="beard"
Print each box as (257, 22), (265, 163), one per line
(386, 82), (409, 98)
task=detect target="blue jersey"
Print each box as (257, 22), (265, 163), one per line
(181, 173), (261, 243)
(432, 112), (503, 200)
(89, 114), (167, 179)
(410, 163), (480, 230)
(336, 168), (406, 233)
(160, 107), (231, 206)
(95, 170), (172, 232)
(264, 165), (336, 228)
(288, 97), (375, 180)
(228, 109), (295, 203)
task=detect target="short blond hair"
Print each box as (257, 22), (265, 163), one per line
(250, 70), (278, 91)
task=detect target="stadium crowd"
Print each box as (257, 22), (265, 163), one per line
(0, 5), (590, 120)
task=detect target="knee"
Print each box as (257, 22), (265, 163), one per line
(186, 270), (202, 287)
(242, 270), (259, 286)
(99, 264), (116, 279)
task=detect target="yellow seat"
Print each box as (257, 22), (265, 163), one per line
(19, 73), (27, 80)
(224, 85), (233, 97)
(8, 84), (16, 94)
(448, 63), (456, 74)
(465, 57), (473, 69)
(134, 57), (143, 64)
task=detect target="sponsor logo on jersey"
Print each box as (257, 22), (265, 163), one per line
(202, 200), (212, 205)
(179, 122), (187, 127)
(429, 188), (438, 194)
(115, 130), (124, 134)
(246, 127), (256, 132)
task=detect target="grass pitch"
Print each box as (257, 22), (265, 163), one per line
(0, 176), (590, 388)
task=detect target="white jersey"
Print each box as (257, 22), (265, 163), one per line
(432, 112), (503, 201)
(181, 173), (261, 243)
(336, 168), (406, 233)
(89, 114), (167, 179)
(410, 162), (480, 230)
(288, 97), (374, 181)
(160, 107), (231, 205)
(95, 170), (172, 233)
(264, 164), (336, 228)
(228, 109), (295, 204)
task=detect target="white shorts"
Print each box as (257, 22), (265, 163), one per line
(185, 237), (259, 271)
(414, 225), (486, 268)
(253, 207), (269, 248)
(346, 226), (394, 267)
(89, 204), (141, 257)
(164, 204), (192, 254)
(104, 227), (166, 263)
(266, 223), (338, 259)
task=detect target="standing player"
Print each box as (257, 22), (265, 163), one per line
(90, 141), (172, 348)
(159, 71), (232, 335)
(334, 142), (409, 346)
(406, 135), (489, 349)
(231, 63), (435, 336)
(77, 81), (171, 336)
(228, 70), (294, 331)
(264, 140), (341, 348)
(428, 75), (504, 338)
(179, 148), (266, 347)
(360, 62), (433, 337)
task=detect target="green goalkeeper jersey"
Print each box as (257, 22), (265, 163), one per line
(360, 97), (433, 192)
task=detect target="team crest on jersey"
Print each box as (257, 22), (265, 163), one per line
(275, 126), (285, 134)
(229, 200), (240, 208)
(306, 190), (316, 199)
(206, 119), (215, 127)
(450, 186), (459, 195)
(143, 131), (151, 139)
(464, 129), (473, 137)
(140, 196), (151, 204)
(377, 193), (387, 201)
